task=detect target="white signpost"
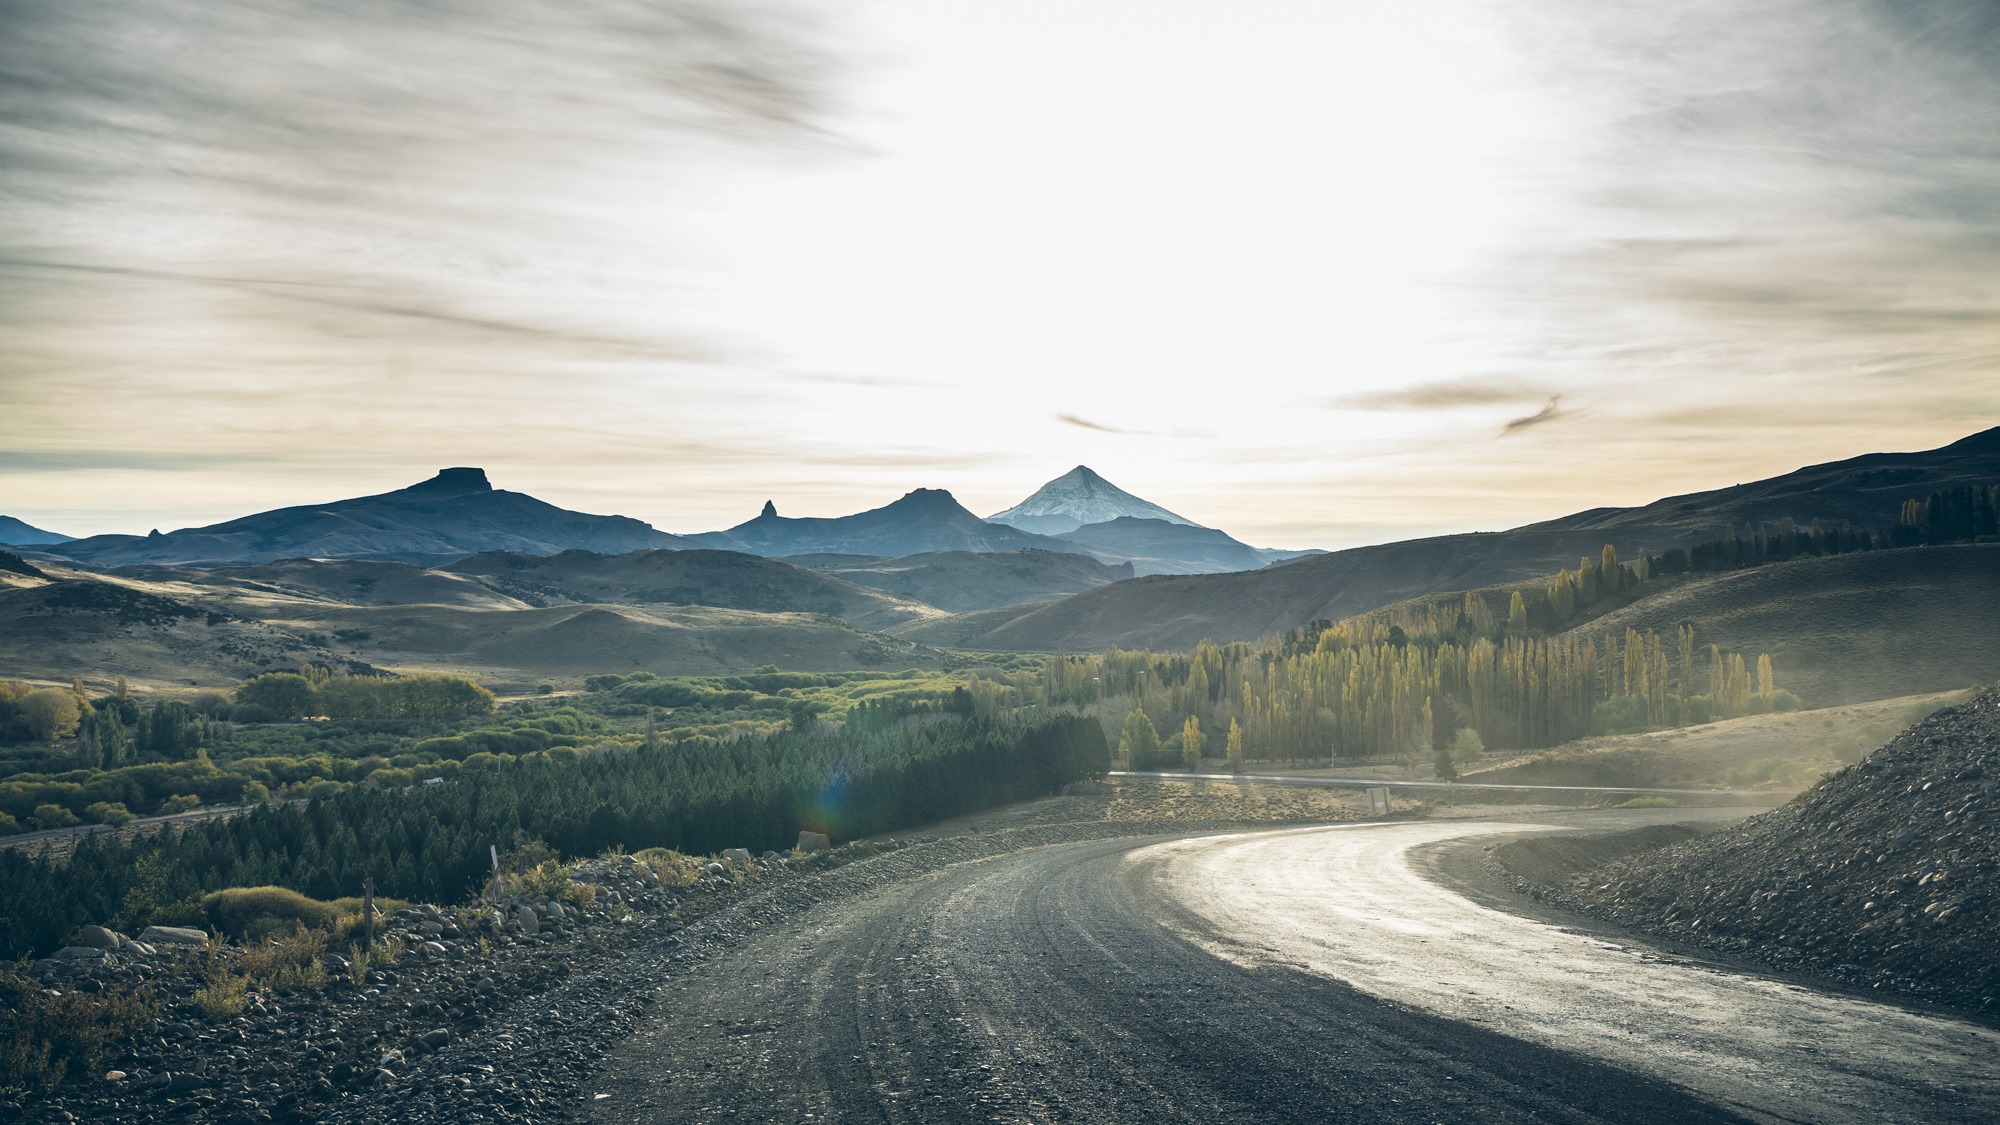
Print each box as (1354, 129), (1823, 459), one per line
(1366, 787), (1392, 815)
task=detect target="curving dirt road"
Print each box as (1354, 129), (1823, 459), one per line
(578, 816), (2000, 1123)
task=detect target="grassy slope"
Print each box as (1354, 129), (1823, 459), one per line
(440, 549), (945, 633)
(0, 567), (944, 691)
(1462, 691), (1967, 790)
(890, 528), (1682, 652)
(1576, 545), (2000, 705)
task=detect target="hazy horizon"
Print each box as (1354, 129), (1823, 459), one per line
(6, 0), (1998, 548)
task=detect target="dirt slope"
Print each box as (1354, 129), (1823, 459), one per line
(1569, 688), (2000, 1014)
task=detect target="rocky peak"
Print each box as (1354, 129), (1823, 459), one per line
(406, 467), (494, 497)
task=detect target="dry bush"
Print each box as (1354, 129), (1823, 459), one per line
(634, 847), (703, 887)
(0, 963), (160, 1094)
(239, 925), (327, 991)
(190, 970), (246, 1021)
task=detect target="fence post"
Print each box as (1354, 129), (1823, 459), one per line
(362, 876), (375, 952)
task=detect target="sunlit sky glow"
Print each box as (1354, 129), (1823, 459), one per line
(3, 0), (1997, 547)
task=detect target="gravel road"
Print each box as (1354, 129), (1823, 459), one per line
(1150, 817), (2000, 1124)
(578, 818), (1804, 1124)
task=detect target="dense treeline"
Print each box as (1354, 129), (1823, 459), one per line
(0, 714), (1107, 958)
(1647, 484), (1998, 577)
(233, 669), (492, 722)
(1017, 623), (1783, 768)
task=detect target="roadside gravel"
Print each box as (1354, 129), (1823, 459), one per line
(1524, 688), (2000, 1016)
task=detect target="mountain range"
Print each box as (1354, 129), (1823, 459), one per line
(10, 465), (1300, 577)
(894, 426), (2000, 653)
(3, 426), (1997, 693)
(28, 468), (701, 567)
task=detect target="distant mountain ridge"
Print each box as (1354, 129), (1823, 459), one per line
(0, 515), (72, 545)
(989, 466), (1198, 536)
(40, 468), (702, 567)
(691, 489), (1086, 559)
(895, 425), (2000, 653)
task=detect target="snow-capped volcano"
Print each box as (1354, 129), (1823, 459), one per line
(988, 466), (1201, 536)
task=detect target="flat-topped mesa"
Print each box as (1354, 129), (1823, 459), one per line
(407, 467), (493, 496)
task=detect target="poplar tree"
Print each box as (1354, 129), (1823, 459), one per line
(1180, 715), (1202, 771)
(1120, 708), (1161, 769)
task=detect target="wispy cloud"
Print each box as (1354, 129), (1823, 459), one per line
(1056, 413), (1132, 434)
(1330, 377), (1557, 411)
(1500, 396), (1568, 435)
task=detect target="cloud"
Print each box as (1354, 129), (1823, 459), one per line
(1330, 377), (1557, 411)
(1057, 413), (1133, 434)
(1501, 396), (1568, 435)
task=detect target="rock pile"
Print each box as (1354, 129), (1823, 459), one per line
(1561, 687), (2000, 1014)
(4, 837), (901, 1124)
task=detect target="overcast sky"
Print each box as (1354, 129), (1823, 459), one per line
(3, 0), (1996, 547)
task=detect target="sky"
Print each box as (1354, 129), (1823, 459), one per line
(3, 0), (1997, 548)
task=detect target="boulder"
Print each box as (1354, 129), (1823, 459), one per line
(51, 946), (108, 962)
(796, 831), (830, 854)
(139, 925), (208, 946)
(78, 924), (121, 950)
(721, 848), (753, 868)
(512, 906), (539, 937)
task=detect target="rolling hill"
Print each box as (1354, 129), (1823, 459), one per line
(1575, 544), (2000, 706)
(439, 549), (943, 632)
(784, 548), (1135, 612)
(889, 527), (1653, 651)
(39, 468), (702, 567)
(0, 560), (946, 690)
(0, 516), (72, 545)
(1523, 425), (2000, 538)
(113, 558), (529, 610)
(1051, 517), (1272, 576)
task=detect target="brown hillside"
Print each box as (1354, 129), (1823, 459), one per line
(1577, 545), (2000, 706)
(895, 528), (1660, 652)
(790, 549), (1133, 612)
(441, 549), (942, 632)
(116, 559), (528, 610)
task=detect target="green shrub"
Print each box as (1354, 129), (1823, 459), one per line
(159, 794), (201, 814)
(29, 803), (77, 830)
(190, 970), (246, 1020)
(201, 885), (341, 940)
(83, 802), (134, 826)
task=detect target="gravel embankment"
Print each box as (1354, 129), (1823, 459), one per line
(11, 802), (1354, 1125)
(1516, 688), (2000, 1016)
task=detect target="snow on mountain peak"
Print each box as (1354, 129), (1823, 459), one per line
(988, 467), (1201, 535)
